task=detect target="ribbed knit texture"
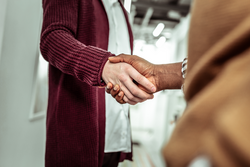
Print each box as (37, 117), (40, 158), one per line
(40, 0), (133, 166)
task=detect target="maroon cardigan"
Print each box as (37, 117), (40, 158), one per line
(40, 0), (133, 166)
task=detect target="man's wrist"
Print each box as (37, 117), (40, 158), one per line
(155, 63), (183, 90)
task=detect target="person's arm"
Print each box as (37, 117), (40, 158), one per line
(40, 0), (156, 102)
(106, 54), (183, 104)
(153, 63), (183, 90)
(40, 0), (111, 86)
(105, 55), (183, 104)
(109, 54), (183, 91)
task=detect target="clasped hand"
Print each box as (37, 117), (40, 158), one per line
(102, 54), (161, 105)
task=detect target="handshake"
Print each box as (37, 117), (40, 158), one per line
(102, 54), (183, 105)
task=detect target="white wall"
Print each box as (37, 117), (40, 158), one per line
(0, 0), (45, 167)
(0, 0), (8, 62)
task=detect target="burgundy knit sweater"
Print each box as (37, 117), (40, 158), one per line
(40, 0), (133, 166)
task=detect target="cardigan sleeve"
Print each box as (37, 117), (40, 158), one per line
(40, 0), (113, 86)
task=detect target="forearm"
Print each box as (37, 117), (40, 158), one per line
(40, 31), (112, 86)
(40, 0), (113, 87)
(155, 62), (183, 90)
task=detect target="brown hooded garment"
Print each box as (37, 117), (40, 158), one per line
(162, 0), (250, 167)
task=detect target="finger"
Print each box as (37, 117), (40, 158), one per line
(110, 84), (120, 98)
(120, 84), (144, 103)
(121, 71), (154, 100)
(115, 91), (126, 104)
(109, 54), (138, 64)
(123, 95), (138, 105)
(128, 68), (156, 93)
(108, 54), (127, 63)
(105, 82), (113, 93)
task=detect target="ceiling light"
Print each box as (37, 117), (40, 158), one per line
(168, 10), (182, 20)
(153, 23), (165, 37)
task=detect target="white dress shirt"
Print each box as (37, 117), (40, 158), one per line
(102, 0), (132, 153)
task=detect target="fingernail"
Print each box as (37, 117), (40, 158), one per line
(114, 85), (118, 91)
(118, 92), (122, 97)
(151, 86), (156, 92)
(107, 85), (111, 89)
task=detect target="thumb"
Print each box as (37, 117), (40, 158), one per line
(108, 56), (124, 63)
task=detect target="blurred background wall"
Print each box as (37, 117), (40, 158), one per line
(124, 14), (190, 167)
(0, 0), (45, 167)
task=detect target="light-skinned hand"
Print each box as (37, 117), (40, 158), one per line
(102, 60), (156, 105)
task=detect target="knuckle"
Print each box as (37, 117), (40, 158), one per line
(130, 101), (137, 105)
(144, 93), (151, 99)
(136, 75), (143, 82)
(145, 95), (151, 100)
(130, 87), (137, 95)
(123, 97), (128, 103)
(128, 101), (133, 105)
(142, 92), (150, 99)
(132, 90), (139, 98)
(138, 99), (144, 103)
(119, 75), (127, 83)
(123, 64), (131, 72)
(130, 96), (137, 102)
(127, 94), (134, 101)
(149, 94), (154, 99)
(124, 63), (129, 69)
